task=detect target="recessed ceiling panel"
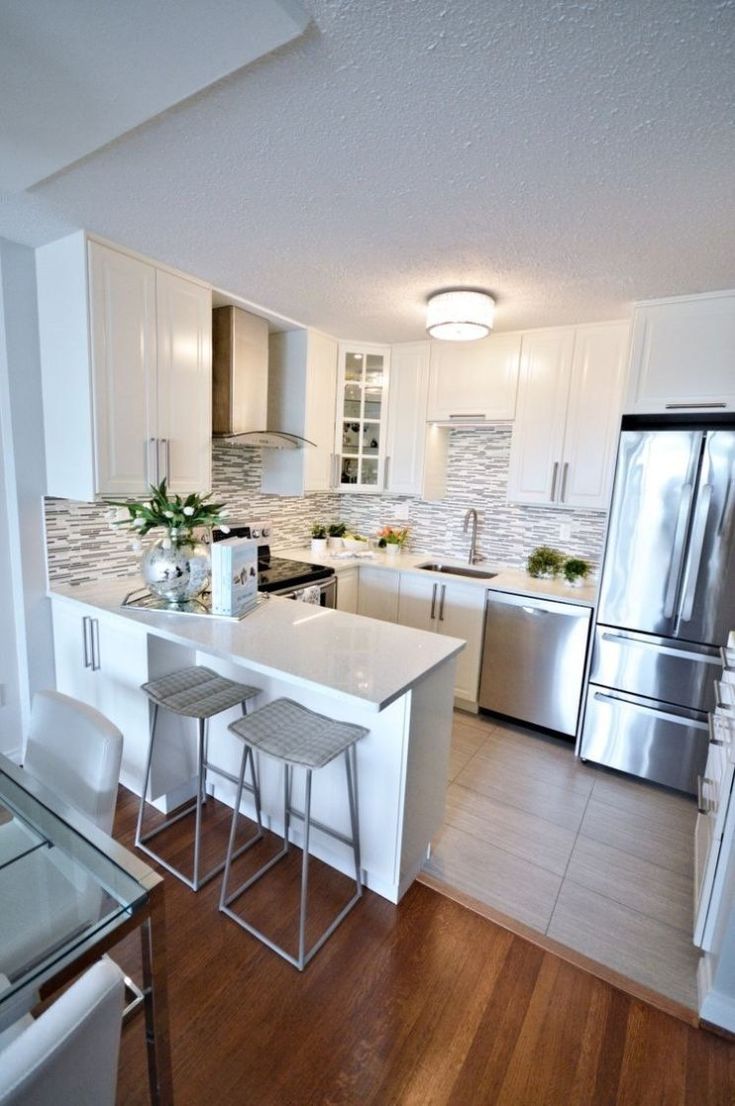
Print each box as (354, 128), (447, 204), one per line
(0, 0), (309, 191)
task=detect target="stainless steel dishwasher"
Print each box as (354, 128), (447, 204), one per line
(479, 592), (592, 736)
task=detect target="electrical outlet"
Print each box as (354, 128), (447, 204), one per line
(559, 522), (572, 542)
(393, 502), (410, 521)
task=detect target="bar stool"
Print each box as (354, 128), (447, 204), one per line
(220, 697), (368, 970)
(136, 666), (261, 891)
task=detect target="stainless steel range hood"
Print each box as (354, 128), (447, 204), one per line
(212, 305), (313, 449)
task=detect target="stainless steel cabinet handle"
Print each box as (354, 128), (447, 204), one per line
(91, 618), (101, 671)
(157, 438), (169, 484)
(165, 438), (171, 483)
(430, 583), (437, 620)
(384, 456), (391, 491)
(449, 413), (485, 420)
(663, 482), (694, 617)
(560, 462), (569, 503)
(666, 403), (727, 410)
(593, 691), (708, 730)
(697, 775), (716, 815)
(678, 484), (713, 623)
(708, 713), (724, 747)
(438, 584), (446, 622)
(82, 616), (92, 669)
(146, 438), (158, 487)
(550, 461), (559, 501)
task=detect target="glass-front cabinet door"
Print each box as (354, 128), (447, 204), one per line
(335, 343), (390, 491)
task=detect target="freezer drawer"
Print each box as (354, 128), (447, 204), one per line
(480, 592), (591, 736)
(581, 685), (708, 794)
(590, 626), (720, 712)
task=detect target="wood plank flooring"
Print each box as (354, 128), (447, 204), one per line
(110, 787), (734, 1105)
(422, 711), (702, 1010)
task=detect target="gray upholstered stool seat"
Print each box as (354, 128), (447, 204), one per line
(220, 698), (368, 970)
(136, 666), (262, 891)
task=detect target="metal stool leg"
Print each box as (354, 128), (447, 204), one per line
(219, 743), (266, 910)
(297, 769), (312, 969)
(135, 703), (159, 848)
(192, 718), (206, 890)
(345, 745), (362, 898)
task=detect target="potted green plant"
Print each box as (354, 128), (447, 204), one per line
(327, 521), (347, 552)
(563, 557), (590, 587)
(377, 526), (410, 558)
(526, 545), (565, 579)
(110, 480), (228, 604)
(310, 522), (328, 556)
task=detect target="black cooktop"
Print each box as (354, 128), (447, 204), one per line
(257, 556), (333, 594)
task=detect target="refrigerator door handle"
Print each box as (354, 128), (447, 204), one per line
(600, 631), (721, 666)
(663, 482), (694, 618)
(592, 691), (709, 731)
(678, 484), (713, 623)
(717, 470), (734, 536)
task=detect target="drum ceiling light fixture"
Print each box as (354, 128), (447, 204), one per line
(426, 289), (495, 341)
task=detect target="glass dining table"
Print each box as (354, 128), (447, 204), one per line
(0, 752), (172, 1105)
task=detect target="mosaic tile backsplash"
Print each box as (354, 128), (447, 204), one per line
(45, 429), (607, 587)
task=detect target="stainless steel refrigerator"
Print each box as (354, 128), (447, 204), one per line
(580, 415), (735, 794)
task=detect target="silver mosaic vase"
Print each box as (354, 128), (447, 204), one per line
(141, 535), (211, 605)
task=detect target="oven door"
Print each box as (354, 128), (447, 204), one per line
(272, 575), (338, 608)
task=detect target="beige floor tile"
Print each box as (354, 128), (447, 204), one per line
(591, 771), (698, 832)
(579, 796), (694, 879)
(448, 722), (487, 781)
(565, 834), (694, 933)
(455, 752), (590, 832)
(547, 880), (700, 1009)
(443, 782), (576, 877)
(472, 729), (595, 797)
(424, 823), (561, 933)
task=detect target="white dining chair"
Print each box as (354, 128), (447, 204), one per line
(23, 690), (124, 836)
(0, 959), (125, 1106)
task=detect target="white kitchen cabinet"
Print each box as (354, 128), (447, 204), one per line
(397, 572), (485, 706)
(626, 291), (735, 414)
(507, 322), (629, 510)
(357, 567), (400, 622)
(335, 342), (390, 491)
(385, 342), (447, 500)
(262, 328), (339, 495)
(51, 599), (150, 794)
(336, 567), (359, 614)
(427, 333), (521, 423)
(37, 232), (212, 501)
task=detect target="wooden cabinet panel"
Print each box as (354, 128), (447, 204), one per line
(507, 329), (573, 505)
(357, 567), (400, 622)
(88, 242), (157, 496)
(626, 293), (735, 413)
(427, 333), (520, 422)
(155, 270), (212, 495)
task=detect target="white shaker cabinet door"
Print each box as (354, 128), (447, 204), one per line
(560, 323), (629, 510)
(88, 241), (157, 496)
(304, 330), (339, 492)
(396, 571), (438, 632)
(335, 567), (359, 614)
(386, 342), (429, 495)
(155, 270), (212, 496)
(434, 580), (485, 705)
(357, 567), (400, 622)
(507, 328), (574, 505)
(626, 293), (735, 414)
(51, 601), (98, 709)
(427, 333), (520, 422)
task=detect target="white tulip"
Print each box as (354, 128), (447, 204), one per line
(164, 510), (174, 519)
(219, 510), (229, 518)
(133, 517), (146, 528)
(162, 538), (172, 550)
(220, 524), (231, 534)
(183, 506), (195, 516)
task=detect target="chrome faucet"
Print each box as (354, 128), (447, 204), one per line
(463, 508), (481, 564)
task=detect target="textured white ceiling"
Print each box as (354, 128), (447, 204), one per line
(1, 0), (734, 341)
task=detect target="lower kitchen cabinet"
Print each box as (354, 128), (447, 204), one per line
(397, 573), (485, 706)
(336, 567), (359, 614)
(357, 567), (400, 622)
(51, 599), (150, 795)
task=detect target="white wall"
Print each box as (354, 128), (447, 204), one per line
(0, 238), (54, 756)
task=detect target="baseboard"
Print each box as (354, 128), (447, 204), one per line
(698, 955), (735, 1033)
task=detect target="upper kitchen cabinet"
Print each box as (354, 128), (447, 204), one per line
(625, 291), (735, 413)
(335, 342), (390, 491)
(385, 342), (447, 500)
(37, 232), (212, 500)
(507, 322), (629, 510)
(426, 333), (521, 423)
(261, 328), (338, 496)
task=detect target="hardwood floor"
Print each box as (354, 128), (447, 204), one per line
(111, 787), (734, 1105)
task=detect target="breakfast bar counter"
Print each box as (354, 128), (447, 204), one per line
(48, 580), (464, 902)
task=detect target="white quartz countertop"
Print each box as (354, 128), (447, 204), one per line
(278, 547), (598, 608)
(48, 580), (465, 713)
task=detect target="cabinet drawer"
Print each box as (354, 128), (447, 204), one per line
(591, 626), (720, 712)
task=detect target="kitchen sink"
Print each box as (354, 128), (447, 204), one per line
(416, 562), (498, 580)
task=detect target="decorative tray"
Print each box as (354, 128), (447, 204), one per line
(121, 587), (268, 622)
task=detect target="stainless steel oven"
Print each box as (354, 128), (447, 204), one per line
(271, 574), (338, 608)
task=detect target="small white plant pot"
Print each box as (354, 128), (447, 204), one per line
(327, 536), (344, 552)
(311, 538), (327, 556)
(384, 543), (401, 558)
